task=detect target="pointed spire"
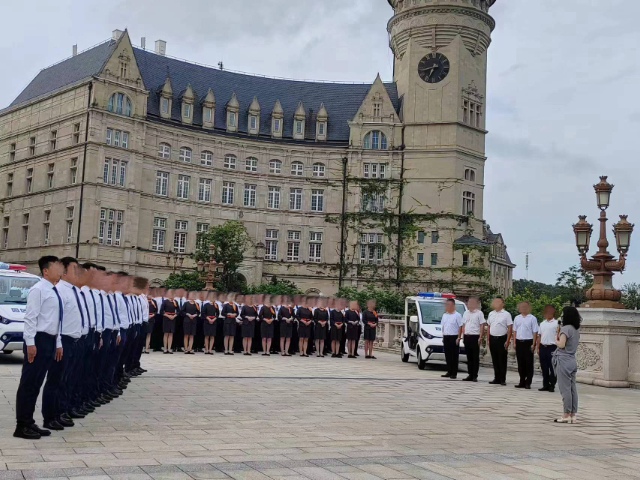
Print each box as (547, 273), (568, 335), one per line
(272, 99), (283, 116)
(203, 88), (215, 107)
(248, 96), (260, 114)
(182, 84), (194, 101)
(294, 101), (305, 118)
(161, 76), (173, 96)
(317, 103), (328, 120)
(227, 92), (239, 109)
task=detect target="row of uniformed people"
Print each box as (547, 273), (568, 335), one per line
(14, 255), (151, 440)
(144, 290), (380, 359)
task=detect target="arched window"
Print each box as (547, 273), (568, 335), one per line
(312, 162), (325, 177)
(291, 161), (304, 176)
(245, 157), (258, 172)
(107, 93), (132, 116)
(179, 147), (192, 163)
(158, 142), (171, 159)
(363, 130), (387, 150)
(200, 150), (213, 166)
(224, 154), (237, 169)
(269, 160), (282, 174)
(464, 168), (476, 182)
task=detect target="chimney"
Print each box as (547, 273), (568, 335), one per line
(140, 37), (146, 50)
(155, 39), (166, 56)
(112, 29), (124, 41)
(72, 44), (78, 56)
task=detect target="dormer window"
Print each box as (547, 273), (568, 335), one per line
(318, 122), (326, 136)
(183, 104), (191, 119)
(250, 115), (257, 130)
(363, 130), (387, 150)
(229, 112), (236, 128)
(274, 119), (281, 133)
(204, 107), (212, 123)
(161, 98), (169, 115)
(295, 121), (303, 135)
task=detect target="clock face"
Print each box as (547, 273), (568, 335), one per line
(418, 53), (450, 83)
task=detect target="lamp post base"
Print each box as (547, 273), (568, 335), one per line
(583, 299), (625, 309)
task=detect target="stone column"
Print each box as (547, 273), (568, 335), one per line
(576, 308), (640, 388)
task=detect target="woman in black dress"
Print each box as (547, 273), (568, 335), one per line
(362, 298), (378, 359)
(259, 297), (276, 356)
(181, 296), (200, 354)
(240, 296), (258, 356)
(297, 297), (313, 357)
(202, 292), (219, 355)
(345, 300), (361, 358)
(161, 293), (178, 354)
(278, 296), (295, 356)
(330, 298), (346, 358)
(146, 294), (158, 354)
(313, 298), (329, 358)
(222, 293), (239, 355)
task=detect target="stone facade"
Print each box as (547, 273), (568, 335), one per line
(0, 0), (513, 296)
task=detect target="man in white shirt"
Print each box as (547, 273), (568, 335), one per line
(440, 298), (464, 379)
(130, 277), (150, 374)
(81, 263), (104, 409)
(98, 269), (122, 401)
(512, 301), (539, 389)
(536, 304), (559, 392)
(461, 297), (486, 382)
(487, 297), (513, 386)
(14, 256), (63, 440)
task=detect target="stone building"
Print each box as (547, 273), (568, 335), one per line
(0, 0), (514, 296)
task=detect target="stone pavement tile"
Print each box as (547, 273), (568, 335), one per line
(511, 465), (568, 479)
(289, 467), (345, 480)
(308, 460), (345, 468)
(63, 467), (108, 477)
(336, 472), (385, 480)
(0, 471), (25, 480)
(0, 454), (45, 463)
(21, 469), (69, 479)
(177, 464), (221, 473)
(242, 450), (303, 457)
(410, 462), (480, 480)
(325, 467), (362, 474)
(8, 461), (86, 471)
(608, 469), (640, 478)
(223, 470), (272, 480)
(380, 465), (449, 480)
(159, 457), (226, 466)
(102, 466), (147, 475)
(83, 458), (160, 468)
(356, 464), (415, 479)
(188, 473), (231, 480)
(109, 475), (153, 480)
(222, 456), (289, 464)
(68, 476), (111, 480)
(285, 454), (348, 462)
(243, 463), (288, 470)
(143, 465), (184, 474)
(149, 473), (193, 480)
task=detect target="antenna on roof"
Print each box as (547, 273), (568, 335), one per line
(524, 251), (531, 280)
(218, 61), (224, 71)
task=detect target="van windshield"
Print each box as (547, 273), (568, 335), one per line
(418, 301), (466, 324)
(0, 276), (39, 304)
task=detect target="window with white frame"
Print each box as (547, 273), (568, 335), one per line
(249, 115), (257, 130)
(201, 150), (213, 166)
(151, 217), (166, 251)
(268, 186), (281, 209)
(6, 173), (12, 197)
(264, 229), (278, 260)
(295, 120), (303, 135)
(289, 188), (302, 210)
(183, 103), (191, 119)
(107, 93), (132, 116)
(66, 207), (74, 243)
(174, 220), (188, 253)
(245, 157), (258, 172)
(360, 233), (384, 265)
(158, 142), (171, 159)
(26, 168), (33, 193)
(203, 107), (212, 123)
(156, 171), (169, 196)
(309, 231), (323, 263)
(179, 147), (192, 163)
(22, 224), (28, 246)
(106, 128), (129, 148)
(73, 123), (81, 144)
(362, 192), (385, 212)
(287, 230), (301, 261)
(222, 181), (234, 204)
(464, 168), (476, 182)
(363, 163), (387, 179)
(224, 154), (237, 169)
(9, 143), (16, 162)
(273, 118), (281, 133)
(177, 175), (190, 199)
(463, 100), (483, 128)
(462, 191), (475, 216)
(98, 208), (124, 246)
(198, 178), (212, 202)
(269, 159), (281, 174)
(291, 161), (304, 176)
(103, 158), (127, 187)
(311, 189), (324, 212)
(50, 130), (57, 151)
(312, 163), (325, 177)
(244, 184), (256, 207)
(70, 158), (78, 184)
(2, 216), (9, 249)
(363, 130), (388, 150)
(196, 222), (210, 249)
(318, 122), (326, 136)
(161, 97), (169, 115)
(228, 112), (236, 128)
(29, 136), (36, 157)
(47, 163), (54, 189)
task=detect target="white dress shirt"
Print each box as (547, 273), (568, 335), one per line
(513, 314), (539, 340)
(90, 288), (104, 333)
(114, 292), (130, 329)
(462, 310), (486, 335)
(23, 278), (63, 348)
(441, 311), (464, 336)
(487, 310), (513, 337)
(81, 285), (97, 332)
(140, 294), (149, 322)
(101, 290), (117, 330)
(57, 280), (83, 339)
(538, 319), (559, 345)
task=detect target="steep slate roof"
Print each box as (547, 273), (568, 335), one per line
(132, 47), (399, 142)
(453, 235), (490, 247)
(9, 40), (116, 107)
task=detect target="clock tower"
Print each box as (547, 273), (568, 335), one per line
(387, 0), (497, 221)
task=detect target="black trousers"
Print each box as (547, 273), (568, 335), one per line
(15, 332), (56, 427)
(442, 335), (460, 377)
(515, 339), (534, 386)
(98, 329), (115, 393)
(464, 334), (480, 379)
(539, 344), (557, 389)
(489, 334), (508, 383)
(42, 335), (79, 421)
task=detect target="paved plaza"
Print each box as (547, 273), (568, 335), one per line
(1, 351), (640, 479)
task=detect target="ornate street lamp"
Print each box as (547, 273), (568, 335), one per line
(572, 176), (634, 308)
(197, 243), (219, 290)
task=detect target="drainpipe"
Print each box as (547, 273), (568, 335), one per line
(395, 127), (406, 287)
(338, 155), (348, 289)
(75, 80), (93, 258)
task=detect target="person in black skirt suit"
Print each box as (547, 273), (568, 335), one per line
(201, 292), (219, 355)
(240, 297), (258, 355)
(145, 295), (158, 354)
(194, 291), (206, 352)
(181, 296), (200, 354)
(313, 298), (329, 358)
(345, 300), (361, 358)
(161, 293), (178, 354)
(330, 298), (346, 358)
(222, 294), (239, 355)
(278, 297), (295, 356)
(259, 297), (276, 356)
(296, 297), (313, 357)
(362, 298), (379, 359)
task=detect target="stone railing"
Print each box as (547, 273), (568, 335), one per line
(375, 315), (406, 350)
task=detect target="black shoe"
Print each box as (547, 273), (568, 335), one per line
(525, 385), (531, 390)
(139, 368), (147, 373)
(57, 416), (74, 427)
(101, 393), (114, 401)
(43, 420), (64, 431)
(472, 378), (478, 382)
(539, 386), (550, 392)
(449, 376), (457, 380)
(348, 355), (354, 358)
(14, 425), (41, 439)
(163, 351), (170, 354)
(95, 396), (108, 404)
(441, 374), (451, 378)
(168, 351), (174, 354)
(29, 424), (51, 436)
(514, 384), (526, 389)
(549, 388), (555, 393)
(501, 382), (507, 386)
(370, 356), (376, 359)
(462, 377), (473, 381)
(489, 380), (500, 384)
(69, 409), (85, 419)
(88, 400), (102, 408)
(337, 354), (343, 358)
(77, 406), (92, 415)
(331, 354), (337, 358)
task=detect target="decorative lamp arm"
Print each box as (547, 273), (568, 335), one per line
(604, 257), (626, 272)
(580, 257), (600, 271)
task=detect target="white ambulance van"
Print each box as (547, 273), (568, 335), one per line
(0, 263), (40, 354)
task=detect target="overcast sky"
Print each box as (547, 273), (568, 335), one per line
(2, 0), (638, 286)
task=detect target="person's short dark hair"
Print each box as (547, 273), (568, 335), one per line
(561, 306), (582, 330)
(446, 298), (456, 305)
(494, 296), (504, 301)
(96, 265), (106, 271)
(82, 262), (97, 270)
(38, 255), (59, 274)
(543, 304), (556, 311)
(116, 271), (129, 276)
(133, 276), (148, 289)
(60, 256), (78, 272)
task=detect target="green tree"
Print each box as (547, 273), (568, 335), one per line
(195, 220), (251, 291)
(555, 265), (593, 306)
(504, 288), (564, 321)
(163, 271), (205, 291)
(336, 284), (410, 314)
(622, 283), (640, 310)
(246, 276), (302, 296)
(512, 279), (562, 298)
